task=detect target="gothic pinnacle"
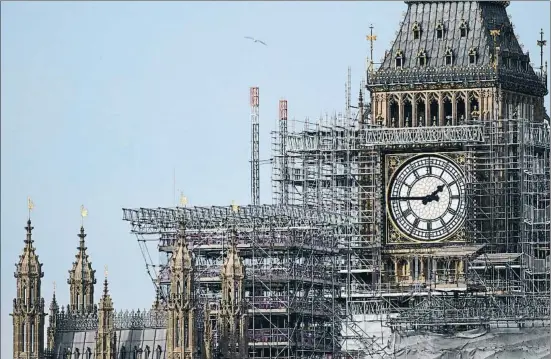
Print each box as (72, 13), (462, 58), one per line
(24, 219), (34, 245)
(103, 265), (109, 296)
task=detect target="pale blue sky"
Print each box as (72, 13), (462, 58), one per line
(1, 1), (549, 357)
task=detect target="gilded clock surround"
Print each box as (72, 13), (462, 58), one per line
(385, 152), (468, 245)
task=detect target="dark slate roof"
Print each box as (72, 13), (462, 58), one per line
(404, 0), (510, 6)
(368, 1), (547, 96)
(49, 309), (169, 359)
(52, 329), (167, 359)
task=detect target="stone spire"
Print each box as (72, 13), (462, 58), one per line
(11, 219), (47, 359)
(96, 266), (115, 359)
(46, 282), (59, 351)
(219, 229), (248, 359)
(67, 225), (97, 314)
(166, 221), (198, 359)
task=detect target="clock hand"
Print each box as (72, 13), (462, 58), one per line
(422, 185), (445, 204)
(389, 196), (429, 201)
(429, 184), (445, 198)
(422, 194), (440, 205)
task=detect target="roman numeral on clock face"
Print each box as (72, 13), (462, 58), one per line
(402, 208), (412, 217)
(387, 154), (467, 242)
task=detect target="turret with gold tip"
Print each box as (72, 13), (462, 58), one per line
(11, 199), (47, 359)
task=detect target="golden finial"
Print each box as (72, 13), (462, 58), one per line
(231, 200), (239, 213)
(27, 197), (34, 219)
(80, 205), (88, 226)
(366, 24), (377, 73)
(366, 34), (377, 42)
(179, 192), (188, 207)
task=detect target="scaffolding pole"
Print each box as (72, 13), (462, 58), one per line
(251, 87), (260, 206)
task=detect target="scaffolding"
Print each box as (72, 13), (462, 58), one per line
(385, 118), (550, 332)
(122, 205), (390, 358)
(270, 96), (394, 355)
(271, 105), (550, 337)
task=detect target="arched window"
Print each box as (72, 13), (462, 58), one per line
(436, 21), (444, 39)
(412, 21), (421, 40)
(445, 47), (453, 66)
(395, 49), (404, 68)
(74, 348), (80, 359)
(120, 346), (126, 359)
(156, 345), (162, 359)
(133, 346), (138, 359)
(144, 346), (151, 359)
(468, 47), (477, 64)
(86, 347), (92, 359)
(65, 348), (72, 359)
(459, 19), (468, 37)
(418, 49), (427, 67)
(23, 285), (27, 306)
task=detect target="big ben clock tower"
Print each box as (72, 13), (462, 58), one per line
(362, 0), (549, 330)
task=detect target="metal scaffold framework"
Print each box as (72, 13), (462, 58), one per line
(122, 205), (390, 358)
(251, 87), (260, 206)
(384, 118), (550, 332)
(270, 89), (550, 338)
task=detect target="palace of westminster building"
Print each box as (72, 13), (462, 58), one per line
(10, 1), (550, 359)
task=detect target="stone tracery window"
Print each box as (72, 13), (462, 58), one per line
(436, 21), (444, 39)
(412, 21), (421, 40)
(156, 345), (162, 359)
(395, 49), (404, 68)
(86, 347), (92, 359)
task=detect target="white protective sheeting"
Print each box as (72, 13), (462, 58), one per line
(390, 327), (551, 359)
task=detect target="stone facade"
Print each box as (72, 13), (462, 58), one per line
(11, 220), (247, 359)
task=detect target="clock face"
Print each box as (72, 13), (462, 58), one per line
(387, 154), (467, 242)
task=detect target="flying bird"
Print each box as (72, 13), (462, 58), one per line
(245, 36), (267, 46)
